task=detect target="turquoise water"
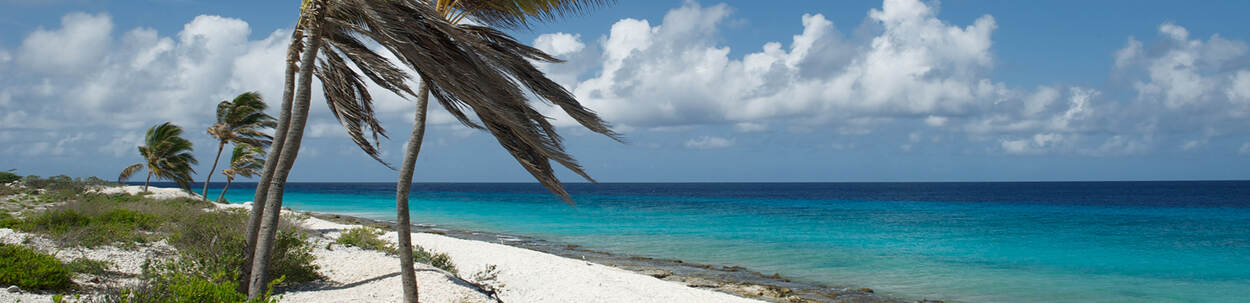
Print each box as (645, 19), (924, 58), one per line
(195, 182), (1250, 302)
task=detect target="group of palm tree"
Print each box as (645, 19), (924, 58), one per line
(121, 0), (619, 301)
(119, 92), (274, 203)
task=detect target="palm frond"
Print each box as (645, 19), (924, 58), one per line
(118, 163), (145, 183)
(451, 0), (615, 28)
(313, 47), (392, 168)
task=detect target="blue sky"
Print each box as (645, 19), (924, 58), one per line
(1, 0), (1249, 182)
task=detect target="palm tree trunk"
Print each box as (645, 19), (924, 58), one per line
(202, 141), (226, 201)
(240, 20), (304, 294)
(143, 171), (152, 192)
(248, 3), (323, 298)
(396, 84), (430, 303)
(219, 177), (233, 202)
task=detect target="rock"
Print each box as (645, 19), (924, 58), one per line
(683, 277), (719, 288)
(90, 277), (101, 283)
(784, 296), (808, 303)
(859, 287), (875, 293)
(641, 269), (673, 279)
(6, 285), (18, 293)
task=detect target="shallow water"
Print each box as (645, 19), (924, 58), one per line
(192, 181), (1250, 303)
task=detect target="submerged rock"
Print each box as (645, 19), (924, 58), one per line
(642, 269), (674, 278)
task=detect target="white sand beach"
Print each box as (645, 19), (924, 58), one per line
(3, 186), (764, 303)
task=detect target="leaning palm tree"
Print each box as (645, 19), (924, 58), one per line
(202, 92), (275, 201)
(393, 1), (616, 301)
(245, 0), (619, 299)
(217, 144), (265, 203)
(118, 122), (198, 192)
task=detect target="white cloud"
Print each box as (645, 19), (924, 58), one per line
(1117, 23), (1250, 111)
(999, 133), (1067, 155)
(1240, 142), (1250, 155)
(734, 122), (767, 132)
(684, 136), (734, 149)
(17, 12), (113, 74)
(533, 33), (585, 56)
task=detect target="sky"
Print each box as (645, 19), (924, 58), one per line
(1, 0), (1249, 182)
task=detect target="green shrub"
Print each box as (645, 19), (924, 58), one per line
(336, 227), (394, 253)
(66, 258), (112, 275)
(168, 209), (321, 285)
(0, 171), (19, 183)
(122, 267), (281, 303)
(0, 212), (17, 228)
(413, 246), (458, 275)
(98, 209), (160, 230)
(0, 244), (74, 291)
(18, 209), (92, 235)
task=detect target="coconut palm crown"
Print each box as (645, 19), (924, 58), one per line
(118, 122), (198, 192)
(202, 92), (276, 200)
(313, 0), (621, 200)
(218, 144), (265, 202)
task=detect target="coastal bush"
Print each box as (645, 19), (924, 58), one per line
(122, 264), (282, 303)
(0, 170), (19, 183)
(168, 209), (321, 285)
(12, 207), (157, 247)
(336, 226), (394, 253)
(0, 212), (17, 228)
(413, 246), (457, 275)
(0, 244), (74, 291)
(66, 258), (113, 276)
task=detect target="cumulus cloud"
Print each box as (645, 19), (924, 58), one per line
(17, 12), (113, 74)
(684, 136), (734, 149)
(528, 0), (1250, 156)
(535, 0), (1006, 129)
(4, 0), (1250, 167)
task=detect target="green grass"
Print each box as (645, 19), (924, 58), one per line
(335, 226), (394, 253)
(66, 258), (113, 276)
(5, 180), (322, 301)
(7, 193), (209, 247)
(335, 227), (458, 274)
(413, 246), (458, 275)
(0, 244), (74, 291)
(168, 209), (321, 285)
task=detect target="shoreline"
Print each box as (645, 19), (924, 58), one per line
(304, 211), (920, 303)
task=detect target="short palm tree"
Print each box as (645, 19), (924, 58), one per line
(203, 92), (275, 201)
(217, 144), (265, 203)
(245, 0), (618, 299)
(118, 122), (198, 192)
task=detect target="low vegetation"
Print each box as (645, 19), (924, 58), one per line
(66, 258), (113, 276)
(335, 226), (393, 252)
(0, 244), (75, 291)
(336, 226), (458, 274)
(1, 178), (319, 301)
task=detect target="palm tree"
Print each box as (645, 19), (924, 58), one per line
(118, 122), (198, 192)
(246, 0), (620, 299)
(217, 144), (265, 203)
(202, 92), (275, 201)
(393, 1), (615, 301)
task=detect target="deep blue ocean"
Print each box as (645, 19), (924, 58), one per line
(186, 181), (1249, 302)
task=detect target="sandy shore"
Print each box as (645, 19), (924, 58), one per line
(3, 186), (769, 303)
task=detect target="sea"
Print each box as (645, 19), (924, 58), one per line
(183, 181), (1249, 303)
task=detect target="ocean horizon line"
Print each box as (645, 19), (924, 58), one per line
(136, 179), (1250, 185)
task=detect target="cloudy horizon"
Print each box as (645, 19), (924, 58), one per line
(2, 0), (1249, 182)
